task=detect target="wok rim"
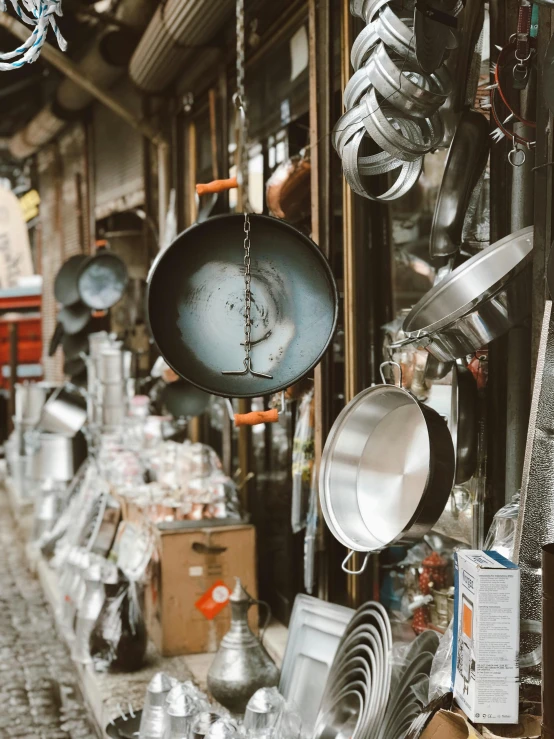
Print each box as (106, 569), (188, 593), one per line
(146, 213), (339, 399)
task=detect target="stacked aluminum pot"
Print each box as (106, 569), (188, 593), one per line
(87, 332), (133, 430)
(333, 0), (460, 201)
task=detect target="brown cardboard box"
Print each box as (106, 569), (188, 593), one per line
(144, 522), (258, 656)
(421, 710), (484, 739)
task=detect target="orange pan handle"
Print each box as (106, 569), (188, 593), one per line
(196, 177), (238, 196)
(234, 409), (279, 427)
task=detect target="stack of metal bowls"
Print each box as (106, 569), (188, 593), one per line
(313, 602), (392, 738)
(379, 630), (440, 739)
(314, 603), (441, 739)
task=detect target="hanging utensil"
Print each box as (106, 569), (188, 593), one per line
(450, 362), (478, 485)
(161, 380), (212, 419)
(320, 362), (455, 575)
(147, 207), (338, 400)
(414, 0), (460, 74)
(430, 110), (490, 259)
(49, 301), (92, 357)
(54, 254), (88, 307)
(78, 249), (129, 311)
(393, 227), (533, 362)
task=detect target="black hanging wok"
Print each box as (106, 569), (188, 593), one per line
(161, 380), (212, 418)
(147, 213), (338, 398)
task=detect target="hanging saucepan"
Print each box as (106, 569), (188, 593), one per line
(62, 329), (90, 360)
(161, 380), (212, 419)
(49, 301), (92, 357)
(392, 227), (533, 362)
(54, 254), (88, 307)
(78, 250), (129, 310)
(449, 362), (478, 485)
(320, 362), (455, 574)
(429, 110), (490, 259)
(147, 184), (338, 409)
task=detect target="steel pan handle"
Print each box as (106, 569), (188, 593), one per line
(234, 409), (279, 426)
(196, 177), (238, 196)
(379, 360), (403, 387)
(388, 334), (431, 350)
(341, 550), (370, 575)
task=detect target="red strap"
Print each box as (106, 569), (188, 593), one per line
(516, 1), (532, 63)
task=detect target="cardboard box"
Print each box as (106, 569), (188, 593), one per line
(452, 551), (520, 724)
(422, 710), (484, 739)
(144, 522), (258, 656)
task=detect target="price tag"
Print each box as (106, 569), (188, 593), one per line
(195, 581), (231, 620)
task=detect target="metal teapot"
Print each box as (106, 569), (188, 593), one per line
(207, 578), (279, 714)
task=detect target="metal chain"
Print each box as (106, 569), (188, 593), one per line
(222, 213), (273, 378)
(234, 0), (250, 210)
(221, 0), (272, 379)
(243, 212), (252, 363)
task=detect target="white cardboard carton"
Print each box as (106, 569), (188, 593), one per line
(452, 550), (520, 724)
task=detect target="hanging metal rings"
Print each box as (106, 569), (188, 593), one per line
(333, 0), (460, 201)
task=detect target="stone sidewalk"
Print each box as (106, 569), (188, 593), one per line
(0, 489), (99, 739)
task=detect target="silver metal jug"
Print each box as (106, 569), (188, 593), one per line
(207, 579), (279, 714)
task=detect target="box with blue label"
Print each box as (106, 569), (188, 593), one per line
(452, 550), (520, 724)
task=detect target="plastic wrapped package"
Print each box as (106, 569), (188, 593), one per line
(243, 688), (301, 739)
(206, 718), (241, 738)
(291, 389), (314, 533)
(89, 575), (147, 673)
(428, 620), (454, 702)
(484, 493), (520, 560)
(138, 672), (176, 739)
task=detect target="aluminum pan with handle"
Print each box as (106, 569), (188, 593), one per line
(320, 362), (455, 574)
(397, 226), (534, 362)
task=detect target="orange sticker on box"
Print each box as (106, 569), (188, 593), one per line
(194, 580), (231, 620)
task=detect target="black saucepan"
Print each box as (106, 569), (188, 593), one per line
(49, 301), (92, 356)
(161, 380), (212, 418)
(78, 250), (129, 310)
(147, 213), (338, 398)
(54, 254), (88, 306)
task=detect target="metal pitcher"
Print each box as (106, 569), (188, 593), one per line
(207, 579), (279, 714)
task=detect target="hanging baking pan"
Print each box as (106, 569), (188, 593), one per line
(54, 254), (89, 307)
(320, 362), (455, 575)
(392, 226), (533, 362)
(147, 201), (338, 401)
(78, 249), (129, 310)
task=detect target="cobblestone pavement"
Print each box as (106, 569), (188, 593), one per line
(0, 491), (99, 738)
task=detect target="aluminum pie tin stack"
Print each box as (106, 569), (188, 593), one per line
(313, 602), (392, 739)
(333, 0), (460, 201)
